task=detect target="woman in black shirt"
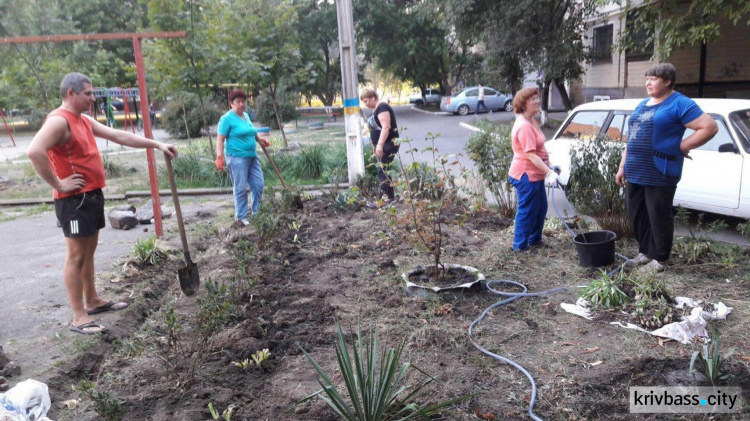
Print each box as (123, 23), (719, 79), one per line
(360, 88), (399, 206)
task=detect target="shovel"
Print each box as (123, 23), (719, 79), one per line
(256, 127), (287, 189)
(164, 152), (200, 296)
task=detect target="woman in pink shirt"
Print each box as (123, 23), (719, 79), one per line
(508, 87), (559, 251)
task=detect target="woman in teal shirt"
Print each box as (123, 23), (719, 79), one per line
(215, 89), (270, 225)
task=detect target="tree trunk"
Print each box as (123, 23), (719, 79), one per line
(553, 78), (573, 111)
(181, 99), (190, 142)
(271, 94), (288, 148)
(540, 81), (550, 127)
(197, 93), (215, 159)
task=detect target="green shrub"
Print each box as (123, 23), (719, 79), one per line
(159, 138), (231, 188)
(255, 89), (298, 130)
(101, 154), (124, 178)
(465, 121), (516, 217)
(690, 327), (734, 385)
(568, 134), (631, 237)
(132, 236), (165, 266)
(162, 92), (223, 139)
(292, 144), (326, 179)
(300, 322), (470, 420)
(76, 380), (124, 421)
(580, 271), (630, 309)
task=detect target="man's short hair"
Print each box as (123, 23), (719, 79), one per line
(60, 73), (92, 98)
(359, 88), (378, 100)
(513, 87), (539, 114)
(645, 63), (677, 88)
(228, 88), (247, 103)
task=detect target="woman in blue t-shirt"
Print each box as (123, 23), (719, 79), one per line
(215, 89), (271, 225)
(615, 64), (717, 273)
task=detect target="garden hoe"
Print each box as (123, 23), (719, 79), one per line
(164, 152), (200, 296)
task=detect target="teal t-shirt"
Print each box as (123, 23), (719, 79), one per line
(218, 111), (257, 158)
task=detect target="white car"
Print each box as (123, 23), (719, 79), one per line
(546, 98), (750, 219)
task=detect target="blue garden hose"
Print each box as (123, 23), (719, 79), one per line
(466, 184), (631, 420)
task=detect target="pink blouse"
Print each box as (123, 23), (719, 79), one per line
(508, 115), (549, 182)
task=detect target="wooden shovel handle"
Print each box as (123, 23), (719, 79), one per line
(164, 152), (192, 263)
(260, 144), (287, 189)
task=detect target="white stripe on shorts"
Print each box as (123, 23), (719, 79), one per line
(70, 220), (79, 234)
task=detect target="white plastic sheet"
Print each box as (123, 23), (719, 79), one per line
(0, 379), (52, 421)
(561, 297), (733, 344)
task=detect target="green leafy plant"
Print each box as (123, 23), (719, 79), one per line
(292, 144), (327, 179)
(232, 358), (251, 370)
(690, 328), (734, 386)
(162, 92), (223, 139)
(330, 187), (362, 213)
(208, 402), (234, 421)
(76, 380), (124, 421)
(132, 236), (165, 266)
(465, 121), (516, 217)
(252, 348), (271, 368)
(673, 208), (724, 264)
(580, 271), (631, 308)
(737, 220), (750, 243)
(300, 322), (470, 421)
(387, 135), (465, 279)
(568, 134), (631, 237)
(101, 154), (125, 178)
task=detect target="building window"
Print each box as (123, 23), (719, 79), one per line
(625, 12), (654, 61)
(592, 24), (613, 63)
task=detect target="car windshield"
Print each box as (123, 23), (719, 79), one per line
(559, 110), (610, 140)
(730, 109), (750, 153)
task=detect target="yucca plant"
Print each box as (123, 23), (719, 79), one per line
(300, 322), (470, 420)
(690, 328), (734, 386)
(580, 271), (631, 308)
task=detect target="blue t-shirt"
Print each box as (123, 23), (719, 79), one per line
(624, 92), (703, 186)
(218, 111), (257, 158)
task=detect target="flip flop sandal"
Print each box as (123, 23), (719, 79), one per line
(87, 301), (129, 315)
(69, 321), (107, 335)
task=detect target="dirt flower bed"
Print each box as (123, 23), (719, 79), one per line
(47, 195), (750, 420)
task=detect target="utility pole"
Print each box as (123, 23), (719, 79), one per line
(335, 0), (365, 184)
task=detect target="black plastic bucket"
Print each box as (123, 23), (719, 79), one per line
(573, 230), (616, 267)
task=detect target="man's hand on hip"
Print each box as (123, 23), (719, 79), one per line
(57, 174), (86, 193)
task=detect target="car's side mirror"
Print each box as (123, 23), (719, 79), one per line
(717, 143), (739, 154)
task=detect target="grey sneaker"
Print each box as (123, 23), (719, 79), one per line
(240, 219), (250, 226)
(624, 253), (652, 268)
(642, 259), (667, 275)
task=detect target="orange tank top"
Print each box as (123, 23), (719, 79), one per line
(47, 109), (106, 199)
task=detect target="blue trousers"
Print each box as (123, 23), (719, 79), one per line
(227, 155), (264, 220)
(509, 173), (547, 250)
(475, 100), (490, 114)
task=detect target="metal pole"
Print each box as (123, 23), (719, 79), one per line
(133, 36), (164, 237)
(0, 109), (16, 147)
(335, 0), (365, 184)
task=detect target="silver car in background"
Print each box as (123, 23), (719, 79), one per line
(440, 86), (513, 115)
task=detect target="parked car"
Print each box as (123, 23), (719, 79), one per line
(440, 86), (513, 115)
(409, 88), (442, 107)
(546, 98), (750, 219)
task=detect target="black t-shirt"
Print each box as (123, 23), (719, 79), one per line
(368, 102), (399, 145)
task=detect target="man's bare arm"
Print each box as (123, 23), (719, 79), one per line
(27, 116), (86, 192)
(87, 116), (177, 157)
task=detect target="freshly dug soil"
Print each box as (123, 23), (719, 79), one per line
(45, 197), (750, 420)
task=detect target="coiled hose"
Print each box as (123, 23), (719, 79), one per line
(467, 184), (629, 419)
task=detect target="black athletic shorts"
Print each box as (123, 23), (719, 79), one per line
(54, 189), (106, 237)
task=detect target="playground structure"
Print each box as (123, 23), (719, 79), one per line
(1, 31), (186, 237)
(91, 87), (143, 133)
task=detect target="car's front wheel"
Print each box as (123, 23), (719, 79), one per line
(504, 100), (513, 112)
(414, 100), (424, 107)
(457, 105), (470, 116)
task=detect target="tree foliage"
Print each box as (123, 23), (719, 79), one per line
(297, 0), (341, 106)
(356, 0), (481, 94)
(622, 0), (750, 60)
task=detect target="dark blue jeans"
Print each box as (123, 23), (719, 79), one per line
(509, 173), (547, 250)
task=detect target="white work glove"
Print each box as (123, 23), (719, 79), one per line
(544, 170), (560, 187)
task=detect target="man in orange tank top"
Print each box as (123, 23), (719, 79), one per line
(27, 73), (178, 334)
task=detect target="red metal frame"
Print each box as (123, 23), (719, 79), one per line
(0, 109), (16, 147)
(1, 31), (186, 237)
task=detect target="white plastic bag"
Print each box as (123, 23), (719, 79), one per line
(0, 379), (52, 421)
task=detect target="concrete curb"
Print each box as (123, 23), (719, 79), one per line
(409, 106), (450, 116)
(0, 183), (350, 206)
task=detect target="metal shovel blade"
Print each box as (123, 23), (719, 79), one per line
(178, 259), (200, 296)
